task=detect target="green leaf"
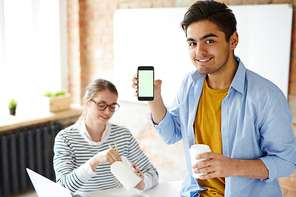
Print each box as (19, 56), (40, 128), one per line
(8, 99), (17, 109)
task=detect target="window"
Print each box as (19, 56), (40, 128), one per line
(0, 0), (67, 114)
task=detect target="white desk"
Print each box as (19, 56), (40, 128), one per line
(79, 180), (183, 197)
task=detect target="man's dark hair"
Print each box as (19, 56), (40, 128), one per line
(181, 0), (237, 41)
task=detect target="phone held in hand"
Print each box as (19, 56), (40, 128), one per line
(137, 66), (154, 101)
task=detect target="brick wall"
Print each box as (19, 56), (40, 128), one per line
(67, 0), (296, 196)
(67, 0), (80, 104)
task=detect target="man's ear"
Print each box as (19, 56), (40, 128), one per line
(230, 31), (239, 50)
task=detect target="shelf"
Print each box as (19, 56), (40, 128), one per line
(0, 105), (84, 132)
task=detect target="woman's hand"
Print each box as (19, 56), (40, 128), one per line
(98, 147), (121, 164)
(89, 147), (121, 172)
(132, 162), (145, 190)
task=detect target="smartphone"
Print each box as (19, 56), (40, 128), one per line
(137, 66), (154, 101)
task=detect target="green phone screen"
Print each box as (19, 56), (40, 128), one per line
(138, 70), (154, 97)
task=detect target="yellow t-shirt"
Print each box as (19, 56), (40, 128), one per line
(194, 78), (228, 197)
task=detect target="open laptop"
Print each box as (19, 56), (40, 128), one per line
(26, 168), (72, 197)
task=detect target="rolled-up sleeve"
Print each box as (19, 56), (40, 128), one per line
(150, 108), (183, 145)
(259, 91), (296, 182)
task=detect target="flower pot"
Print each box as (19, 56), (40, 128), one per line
(40, 93), (71, 112)
(9, 107), (16, 115)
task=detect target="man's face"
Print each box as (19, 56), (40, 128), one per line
(187, 20), (234, 76)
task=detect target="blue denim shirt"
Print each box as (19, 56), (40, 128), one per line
(151, 57), (296, 197)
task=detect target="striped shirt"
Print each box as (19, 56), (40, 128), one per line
(53, 120), (158, 194)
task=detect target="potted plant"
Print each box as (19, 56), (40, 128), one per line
(8, 99), (17, 115)
(41, 89), (71, 112)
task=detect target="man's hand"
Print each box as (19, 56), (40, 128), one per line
(192, 152), (237, 179)
(131, 73), (139, 97)
(192, 152), (269, 180)
(132, 73), (166, 125)
(132, 73), (162, 100)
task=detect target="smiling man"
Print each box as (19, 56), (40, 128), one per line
(132, 0), (296, 196)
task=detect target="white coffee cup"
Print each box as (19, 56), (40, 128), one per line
(110, 156), (142, 190)
(189, 144), (211, 179)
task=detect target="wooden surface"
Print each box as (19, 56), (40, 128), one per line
(0, 105), (84, 132)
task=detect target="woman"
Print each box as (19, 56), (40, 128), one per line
(53, 79), (158, 194)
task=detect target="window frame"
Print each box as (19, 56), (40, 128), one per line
(0, 0), (68, 114)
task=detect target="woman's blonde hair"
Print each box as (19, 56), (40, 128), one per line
(76, 79), (118, 123)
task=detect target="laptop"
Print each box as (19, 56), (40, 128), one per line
(26, 168), (72, 197)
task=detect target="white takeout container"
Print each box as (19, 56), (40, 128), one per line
(110, 156), (142, 190)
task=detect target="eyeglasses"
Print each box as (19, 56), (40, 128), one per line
(90, 99), (120, 112)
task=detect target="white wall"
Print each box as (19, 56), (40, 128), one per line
(113, 4), (292, 106)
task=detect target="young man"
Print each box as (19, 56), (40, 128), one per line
(132, 0), (296, 196)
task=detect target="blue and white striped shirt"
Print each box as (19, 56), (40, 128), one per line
(53, 121), (158, 194)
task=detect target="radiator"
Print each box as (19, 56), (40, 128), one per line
(0, 123), (64, 197)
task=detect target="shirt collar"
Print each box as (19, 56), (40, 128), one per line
(230, 56), (245, 95)
(191, 69), (204, 82)
(190, 55), (246, 95)
(79, 118), (111, 145)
